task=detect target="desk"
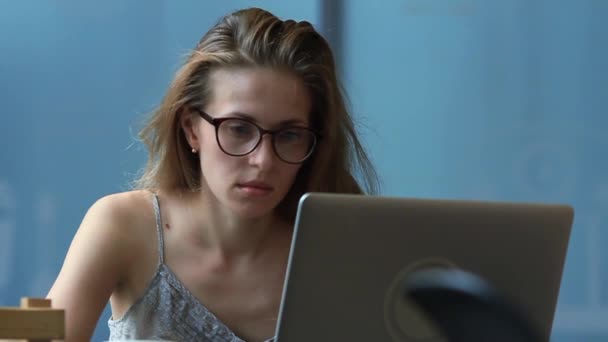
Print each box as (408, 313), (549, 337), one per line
(0, 298), (64, 342)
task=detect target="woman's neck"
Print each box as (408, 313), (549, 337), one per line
(184, 189), (288, 260)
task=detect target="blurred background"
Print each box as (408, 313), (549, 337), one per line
(0, 1), (606, 341)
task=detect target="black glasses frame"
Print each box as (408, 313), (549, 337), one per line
(193, 108), (320, 164)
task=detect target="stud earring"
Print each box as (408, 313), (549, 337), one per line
(192, 148), (197, 154)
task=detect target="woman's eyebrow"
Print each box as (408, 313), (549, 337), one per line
(225, 111), (307, 126)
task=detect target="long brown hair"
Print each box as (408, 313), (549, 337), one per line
(135, 7), (379, 221)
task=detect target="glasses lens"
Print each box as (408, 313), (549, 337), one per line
(217, 119), (260, 155)
(274, 128), (316, 163)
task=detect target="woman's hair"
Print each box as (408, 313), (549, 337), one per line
(135, 7), (379, 221)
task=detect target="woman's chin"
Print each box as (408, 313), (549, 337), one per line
(229, 202), (278, 220)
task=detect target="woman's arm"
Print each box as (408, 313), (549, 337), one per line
(47, 194), (137, 341)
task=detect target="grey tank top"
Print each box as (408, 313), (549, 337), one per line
(108, 194), (276, 342)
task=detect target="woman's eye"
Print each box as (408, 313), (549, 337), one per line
(226, 122), (254, 136)
(277, 130), (303, 143)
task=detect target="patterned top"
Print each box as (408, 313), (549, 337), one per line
(108, 194), (276, 342)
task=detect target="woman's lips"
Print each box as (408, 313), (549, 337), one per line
(237, 181), (274, 196)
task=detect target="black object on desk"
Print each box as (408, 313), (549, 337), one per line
(404, 268), (543, 342)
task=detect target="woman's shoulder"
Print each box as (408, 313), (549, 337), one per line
(90, 189), (154, 220)
(76, 190), (160, 278)
(82, 190), (157, 242)
(93, 189), (152, 209)
(46, 190), (159, 340)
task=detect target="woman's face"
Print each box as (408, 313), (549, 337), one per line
(187, 67), (312, 219)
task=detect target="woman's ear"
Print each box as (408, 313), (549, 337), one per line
(180, 108), (200, 150)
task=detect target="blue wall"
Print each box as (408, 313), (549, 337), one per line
(1, 1), (605, 341)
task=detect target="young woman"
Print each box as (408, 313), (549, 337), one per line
(47, 7), (378, 342)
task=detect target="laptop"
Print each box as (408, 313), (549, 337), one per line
(274, 193), (574, 342)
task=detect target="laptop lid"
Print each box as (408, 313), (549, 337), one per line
(274, 193), (573, 342)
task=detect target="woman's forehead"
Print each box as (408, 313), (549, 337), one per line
(206, 67), (312, 124)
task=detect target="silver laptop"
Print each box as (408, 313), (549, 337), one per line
(274, 193), (574, 342)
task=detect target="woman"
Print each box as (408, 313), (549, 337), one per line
(47, 7), (378, 342)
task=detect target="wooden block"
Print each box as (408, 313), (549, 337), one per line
(0, 307), (65, 340)
(20, 298), (51, 309)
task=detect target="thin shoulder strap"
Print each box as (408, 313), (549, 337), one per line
(152, 193), (165, 265)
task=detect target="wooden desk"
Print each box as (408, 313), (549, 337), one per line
(0, 298), (64, 342)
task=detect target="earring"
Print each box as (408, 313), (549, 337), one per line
(191, 148), (197, 154)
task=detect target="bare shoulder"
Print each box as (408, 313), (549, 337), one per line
(49, 189), (156, 290)
(88, 190), (154, 228)
(80, 189), (160, 271)
(46, 189), (157, 341)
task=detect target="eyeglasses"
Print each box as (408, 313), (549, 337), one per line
(194, 108), (319, 164)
